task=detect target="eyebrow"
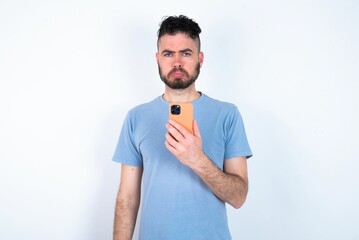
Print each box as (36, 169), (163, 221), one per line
(161, 48), (194, 54)
(161, 50), (175, 55)
(179, 48), (193, 53)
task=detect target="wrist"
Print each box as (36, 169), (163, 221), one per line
(192, 152), (210, 174)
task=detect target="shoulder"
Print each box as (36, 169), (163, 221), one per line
(199, 93), (239, 114)
(127, 96), (164, 117)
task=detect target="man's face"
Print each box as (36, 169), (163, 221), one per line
(156, 33), (204, 89)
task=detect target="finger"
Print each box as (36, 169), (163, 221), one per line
(168, 119), (191, 138)
(165, 131), (180, 148)
(165, 137), (180, 156)
(166, 122), (185, 141)
(165, 138), (175, 151)
(165, 130), (188, 153)
(165, 139), (177, 153)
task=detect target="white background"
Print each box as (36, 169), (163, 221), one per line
(0, 0), (358, 239)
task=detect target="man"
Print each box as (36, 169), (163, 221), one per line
(113, 15), (252, 240)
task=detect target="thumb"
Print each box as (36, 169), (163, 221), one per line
(193, 120), (201, 138)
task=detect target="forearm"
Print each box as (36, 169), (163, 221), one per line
(193, 155), (248, 209)
(165, 120), (248, 208)
(113, 195), (140, 240)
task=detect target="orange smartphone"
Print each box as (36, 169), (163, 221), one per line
(169, 102), (194, 134)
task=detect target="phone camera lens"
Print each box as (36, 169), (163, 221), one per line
(171, 105), (181, 115)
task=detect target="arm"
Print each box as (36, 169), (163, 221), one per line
(194, 155), (248, 208)
(114, 164), (143, 240)
(165, 120), (248, 208)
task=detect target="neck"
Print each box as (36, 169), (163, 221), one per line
(163, 86), (201, 102)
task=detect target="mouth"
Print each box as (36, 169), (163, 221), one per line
(171, 71), (184, 78)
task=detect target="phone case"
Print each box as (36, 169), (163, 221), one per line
(169, 102), (194, 133)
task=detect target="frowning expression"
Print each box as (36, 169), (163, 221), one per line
(156, 32), (204, 89)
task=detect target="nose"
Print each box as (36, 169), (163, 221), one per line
(173, 55), (182, 69)
(173, 62), (182, 69)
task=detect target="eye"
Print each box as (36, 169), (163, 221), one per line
(182, 52), (191, 57)
(163, 52), (173, 57)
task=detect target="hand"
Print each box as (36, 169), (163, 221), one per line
(165, 119), (205, 169)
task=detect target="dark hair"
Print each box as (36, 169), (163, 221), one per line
(157, 15), (202, 50)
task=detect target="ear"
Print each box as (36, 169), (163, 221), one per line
(156, 52), (159, 63)
(199, 52), (204, 67)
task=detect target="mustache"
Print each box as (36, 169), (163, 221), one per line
(167, 68), (190, 78)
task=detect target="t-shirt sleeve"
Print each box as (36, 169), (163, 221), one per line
(112, 111), (143, 166)
(224, 107), (252, 160)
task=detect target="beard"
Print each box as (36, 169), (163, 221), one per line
(158, 63), (201, 90)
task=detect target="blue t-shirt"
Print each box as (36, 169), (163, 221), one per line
(113, 93), (252, 240)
